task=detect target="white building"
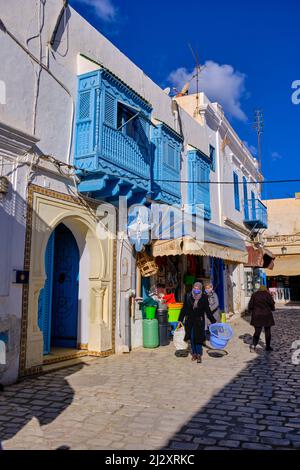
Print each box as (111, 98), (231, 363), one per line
(0, 0), (267, 384)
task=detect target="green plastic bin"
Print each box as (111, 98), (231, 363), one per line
(183, 274), (196, 285)
(145, 305), (157, 319)
(143, 319), (159, 348)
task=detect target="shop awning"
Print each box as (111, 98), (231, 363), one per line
(203, 221), (246, 252)
(152, 220), (248, 263)
(245, 246), (276, 269)
(265, 254), (300, 277)
(152, 237), (248, 263)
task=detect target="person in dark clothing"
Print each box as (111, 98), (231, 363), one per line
(178, 282), (217, 363)
(248, 285), (275, 352)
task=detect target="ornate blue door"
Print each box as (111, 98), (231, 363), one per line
(211, 258), (225, 311)
(51, 224), (80, 349)
(38, 232), (55, 355)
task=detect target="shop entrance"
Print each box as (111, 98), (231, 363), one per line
(38, 223), (80, 354)
(211, 258), (225, 311)
(268, 275), (300, 302)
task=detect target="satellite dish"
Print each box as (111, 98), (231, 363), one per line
(175, 82), (190, 97)
(163, 87), (171, 95)
(180, 82), (190, 95)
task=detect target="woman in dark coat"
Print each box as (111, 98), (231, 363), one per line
(248, 285), (275, 352)
(178, 282), (216, 363)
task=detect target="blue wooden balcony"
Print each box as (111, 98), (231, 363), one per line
(244, 199), (268, 229)
(75, 69), (152, 205)
(151, 122), (182, 206)
(186, 148), (211, 220)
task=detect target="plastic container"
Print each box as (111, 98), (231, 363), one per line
(183, 274), (196, 285)
(156, 309), (168, 324)
(145, 305), (157, 319)
(221, 312), (227, 323)
(143, 319), (159, 348)
(168, 303), (183, 322)
(169, 321), (179, 336)
(209, 323), (233, 350)
(158, 323), (169, 346)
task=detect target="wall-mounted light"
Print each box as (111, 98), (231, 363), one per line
(281, 246), (287, 255)
(0, 176), (9, 199)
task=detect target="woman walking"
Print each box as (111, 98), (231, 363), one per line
(248, 285), (275, 352)
(205, 283), (221, 322)
(178, 282), (216, 363)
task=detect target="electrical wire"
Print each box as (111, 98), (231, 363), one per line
(1, 157), (299, 187)
(0, 15), (75, 164)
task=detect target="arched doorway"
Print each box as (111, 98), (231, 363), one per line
(38, 223), (80, 354)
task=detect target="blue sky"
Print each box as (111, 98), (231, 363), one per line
(70, 0), (300, 199)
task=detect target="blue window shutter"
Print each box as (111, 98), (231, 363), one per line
(251, 190), (256, 219)
(75, 73), (100, 162)
(76, 89), (93, 157)
(38, 231), (55, 355)
(209, 145), (216, 171)
(104, 92), (115, 127)
(233, 172), (240, 211)
(243, 176), (249, 219)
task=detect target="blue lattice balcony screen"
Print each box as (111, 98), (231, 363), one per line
(187, 149), (211, 220)
(152, 122), (182, 206)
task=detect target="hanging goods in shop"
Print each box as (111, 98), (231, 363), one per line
(136, 251), (159, 277)
(183, 274), (196, 285)
(143, 319), (159, 348)
(209, 323), (233, 350)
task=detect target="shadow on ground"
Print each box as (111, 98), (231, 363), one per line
(0, 363), (85, 449)
(164, 308), (300, 450)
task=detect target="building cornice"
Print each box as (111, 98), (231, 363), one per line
(224, 216), (251, 237)
(0, 121), (39, 158)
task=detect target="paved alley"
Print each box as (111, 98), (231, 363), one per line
(1, 307), (300, 450)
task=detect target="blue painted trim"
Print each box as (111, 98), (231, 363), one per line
(243, 176), (249, 220)
(233, 171), (240, 211)
(38, 231), (55, 355)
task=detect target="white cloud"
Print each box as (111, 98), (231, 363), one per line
(77, 0), (117, 22)
(168, 60), (247, 121)
(271, 151), (283, 161)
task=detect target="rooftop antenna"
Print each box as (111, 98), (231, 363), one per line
(253, 109), (264, 195)
(253, 109), (264, 172)
(188, 43), (203, 118)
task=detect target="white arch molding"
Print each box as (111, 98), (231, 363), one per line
(25, 189), (116, 370)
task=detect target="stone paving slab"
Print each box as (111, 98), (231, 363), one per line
(1, 307), (300, 450)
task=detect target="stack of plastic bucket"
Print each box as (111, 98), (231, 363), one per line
(168, 303), (183, 322)
(143, 306), (159, 348)
(168, 303), (183, 336)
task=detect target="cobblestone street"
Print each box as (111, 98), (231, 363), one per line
(1, 307), (300, 450)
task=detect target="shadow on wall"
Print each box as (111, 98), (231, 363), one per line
(164, 309), (300, 450)
(0, 362), (85, 449)
(0, 178), (51, 386)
